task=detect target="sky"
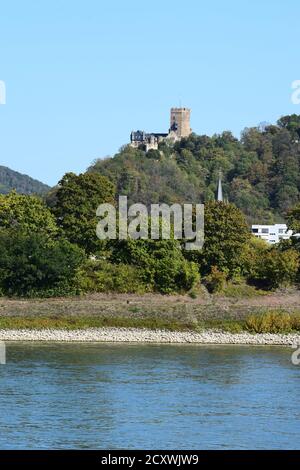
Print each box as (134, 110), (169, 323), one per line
(0, 0), (300, 186)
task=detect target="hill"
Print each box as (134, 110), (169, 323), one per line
(0, 166), (50, 195)
(88, 114), (300, 224)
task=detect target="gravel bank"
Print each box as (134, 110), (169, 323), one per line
(0, 328), (299, 345)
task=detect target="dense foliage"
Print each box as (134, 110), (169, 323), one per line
(190, 201), (250, 276)
(0, 231), (84, 297)
(0, 191), (57, 236)
(242, 238), (299, 289)
(0, 165), (50, 195)
(50, 172), (115, 254)
(108, 238), (200, 294)
(287, 203), (300, 234)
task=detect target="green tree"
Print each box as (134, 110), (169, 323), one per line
(109, 238), (199, 294)
(0, 230), (85, 297)
(197, 201), (250, 276)
(0, 191), (57, 236)
(51, 172), (115, 253)
(277, 114), (300, 139)
(287, 203), (300, 234)
(249, 248), (299, 289)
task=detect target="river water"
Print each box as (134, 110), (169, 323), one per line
(0, 343), (299, 449)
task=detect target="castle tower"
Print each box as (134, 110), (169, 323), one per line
(169, 108), (191, 138)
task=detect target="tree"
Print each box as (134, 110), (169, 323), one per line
(0, 191), (57, 236)
(277, 114), (300, 140)
(197, 201), (250, 276)
(51, 172), (115, 253)
(0, 230), (85, 297)
(287, 203), (300, 234)
(109, 238), (200, 294)
(250, 249), (298, 290)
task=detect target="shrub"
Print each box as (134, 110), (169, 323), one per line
(243, 239), (299, 289)
(154, 256), (200, 294)
(221, 283), (267, 298)
(291, 314), (300, 330)
(245, 311), (299, 333)
(0, 230), (85, 297)
(109, 238), (200, 294)
(78, 259), (149, 294)
(188, 290), (198, 299)
(204, 266), (227, 293)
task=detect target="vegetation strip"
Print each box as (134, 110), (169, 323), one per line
(0, 311), (300, 334)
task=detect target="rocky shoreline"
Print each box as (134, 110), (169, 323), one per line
(0, 327), (299, 345)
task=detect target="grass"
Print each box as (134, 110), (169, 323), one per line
(216, 283), (268, 298)
(0, 316), (193, 332)
(245, 310), (300, 333)
(0, 310), (299, 333)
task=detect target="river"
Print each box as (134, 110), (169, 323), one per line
(0, 343), (299, 449)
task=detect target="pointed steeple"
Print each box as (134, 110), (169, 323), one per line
(217, 171), (223, 202)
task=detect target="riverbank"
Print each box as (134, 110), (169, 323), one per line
(0, 327), (299, 345)
(0, 291), (300, 341)
(0, 290), (299, 320)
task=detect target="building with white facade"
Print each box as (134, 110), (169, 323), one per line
(251, 224), (293, 244)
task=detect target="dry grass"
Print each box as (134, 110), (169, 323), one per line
(0, 309), (299, 333)
(0, 292), (299, 333)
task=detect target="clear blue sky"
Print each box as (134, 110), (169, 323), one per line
(0, 0), (299, 186)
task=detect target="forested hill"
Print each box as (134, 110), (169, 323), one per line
(0, 166), (50, 195)
(88, 114), (300, 224)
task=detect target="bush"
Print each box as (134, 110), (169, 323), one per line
(154, 256), (200, 294)
(221, 283), (267, 298)
(78, 259), (149, 294)
(188, 290), (198, 299)
(0, 230), (85, 297)
(204, 266), (227, 293)
(109, 238), (200, 294)
(243, 238), (299, 290)
(245, 311), (300, 333)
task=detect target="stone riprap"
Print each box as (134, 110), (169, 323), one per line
(0, 328), (299, 345)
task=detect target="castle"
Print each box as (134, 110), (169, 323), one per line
(130, 108), (192, 151)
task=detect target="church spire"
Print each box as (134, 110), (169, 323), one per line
(217, 171), (223, 202)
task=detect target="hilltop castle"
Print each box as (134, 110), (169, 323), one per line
(130, 108), (192, 151)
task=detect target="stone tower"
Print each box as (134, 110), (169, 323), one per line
(169, 108), (191, 138)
